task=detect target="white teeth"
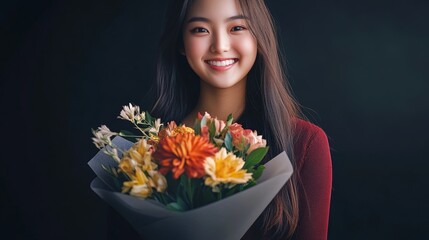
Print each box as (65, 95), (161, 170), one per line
(207, 59), (236, 66)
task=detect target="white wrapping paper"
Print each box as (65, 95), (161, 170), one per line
(89, 136), (293, 240)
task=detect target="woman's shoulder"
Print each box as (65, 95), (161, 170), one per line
(293, 118), (326, 139)
(290, 118), (332, 239)
(292, 117), (331, 171)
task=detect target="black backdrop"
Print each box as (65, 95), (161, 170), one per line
(2, 0), (428, 239)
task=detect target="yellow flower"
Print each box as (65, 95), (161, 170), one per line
(172, 126), (195, 135)
(119, 138), (156, 173)
(122, 167), (153, 198)
(119, 139), (167, 198)
(204, 148), (253, 192)
(158, 122), (195, 142)
(149, 134), (160, 144)
(118, 157), (135, 174)
(148, 170), (167, 193)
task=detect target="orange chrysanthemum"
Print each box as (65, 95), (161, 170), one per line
(153, 133), (218, 179)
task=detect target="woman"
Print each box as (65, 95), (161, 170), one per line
(149, 0), (332, 239)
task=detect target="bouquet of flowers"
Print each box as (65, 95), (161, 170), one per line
(88, 103), (293, 240)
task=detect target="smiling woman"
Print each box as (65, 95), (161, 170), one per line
(144, 0), (332, 239)
(181, 0), (257, 92)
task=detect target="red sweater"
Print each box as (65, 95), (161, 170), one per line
(242, 118), (332, 240)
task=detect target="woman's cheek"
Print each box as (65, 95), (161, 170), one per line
(186, 38), (209, 59)
(237, 37), (257, 59)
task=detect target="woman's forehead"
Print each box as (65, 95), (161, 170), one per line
(186, 0), (243, 22)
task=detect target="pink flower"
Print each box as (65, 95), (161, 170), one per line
(229, 123), (247, 150)
(198, 112), (226, 138)
(244, 130), (267, 154)
(201, 125), (209, 138)
(229, 124), (266, 154)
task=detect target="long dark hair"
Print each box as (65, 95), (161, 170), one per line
(151, 0), (303, 238)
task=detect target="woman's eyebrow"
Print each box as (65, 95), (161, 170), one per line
(186, 15), (248, 24)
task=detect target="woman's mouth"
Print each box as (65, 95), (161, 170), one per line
(204, 58), (238, 71)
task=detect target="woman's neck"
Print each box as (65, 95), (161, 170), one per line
(184, 79), (247, 125)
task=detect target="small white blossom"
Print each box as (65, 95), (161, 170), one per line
(152, 118), (162, 133)
(92, 130), (106, 149)
(102, 146), (121, 163)
(98, 125), (117, 138)
(135, 111), (146, 123)
(118, 103), (141, 122)
(111, 148), (120, 163)
(91, 125), (117, 149)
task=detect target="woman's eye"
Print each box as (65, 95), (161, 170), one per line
(191, 27), (209, 33)
(231, 26), (246, 32)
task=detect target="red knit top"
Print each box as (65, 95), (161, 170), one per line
(242, 118), (332, 239)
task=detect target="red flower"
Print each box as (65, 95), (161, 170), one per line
(153, 133), (218, 179)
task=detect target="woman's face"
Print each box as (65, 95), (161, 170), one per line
(182, 0), (257, 89)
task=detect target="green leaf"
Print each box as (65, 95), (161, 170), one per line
(192, 179), (201, 207)
(226, 114), (233, 126)
(166, 202), (185, 212)
(200, 115), (207, 128)
(176, 195), (189, 210)
(201, 186), (216, 205)
(209, 121), (216, 138)
(224, 132), (233, 151)
(243, 180), (256, 190)
(224, 185), (238, 197)
(243, 147), (269, 169)
(101, 164), (125, 191)
(118, 130), (136, 137)
(145, 111), (153, 124)
(252, 165), (265, 181)
(193, 119), (201, 134)
(243, 144), (250, 155)
(178, 174), (193, 208)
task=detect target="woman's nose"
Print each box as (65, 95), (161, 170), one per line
(210, 32), (230, 53)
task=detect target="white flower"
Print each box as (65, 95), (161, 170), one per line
(91, 125), (118, 149)
(92, 130), (106, 149)
(135, 111), (146, 123)
(154, 118), (162, 132)
(147, 118), (162, 134)
(245, 130), (267, 154)
(118, 103), (141, 122)
(112, 148), (120, 162)
(98, 125), (117, 138)
(102, 146), (121, 163)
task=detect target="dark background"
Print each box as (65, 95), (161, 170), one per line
(1, 0), (428, 239)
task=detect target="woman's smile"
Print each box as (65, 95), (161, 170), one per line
(204, 58), (239, 71)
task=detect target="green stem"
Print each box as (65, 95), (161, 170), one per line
(132, 122), (151, 138)
(118, 133), (144, 138)
(156, 192), (167, 205)
(187, 178), (194, 208)
(217, 191), (222, 201)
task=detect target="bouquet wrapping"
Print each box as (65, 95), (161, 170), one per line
(88, 104), (293, 239)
